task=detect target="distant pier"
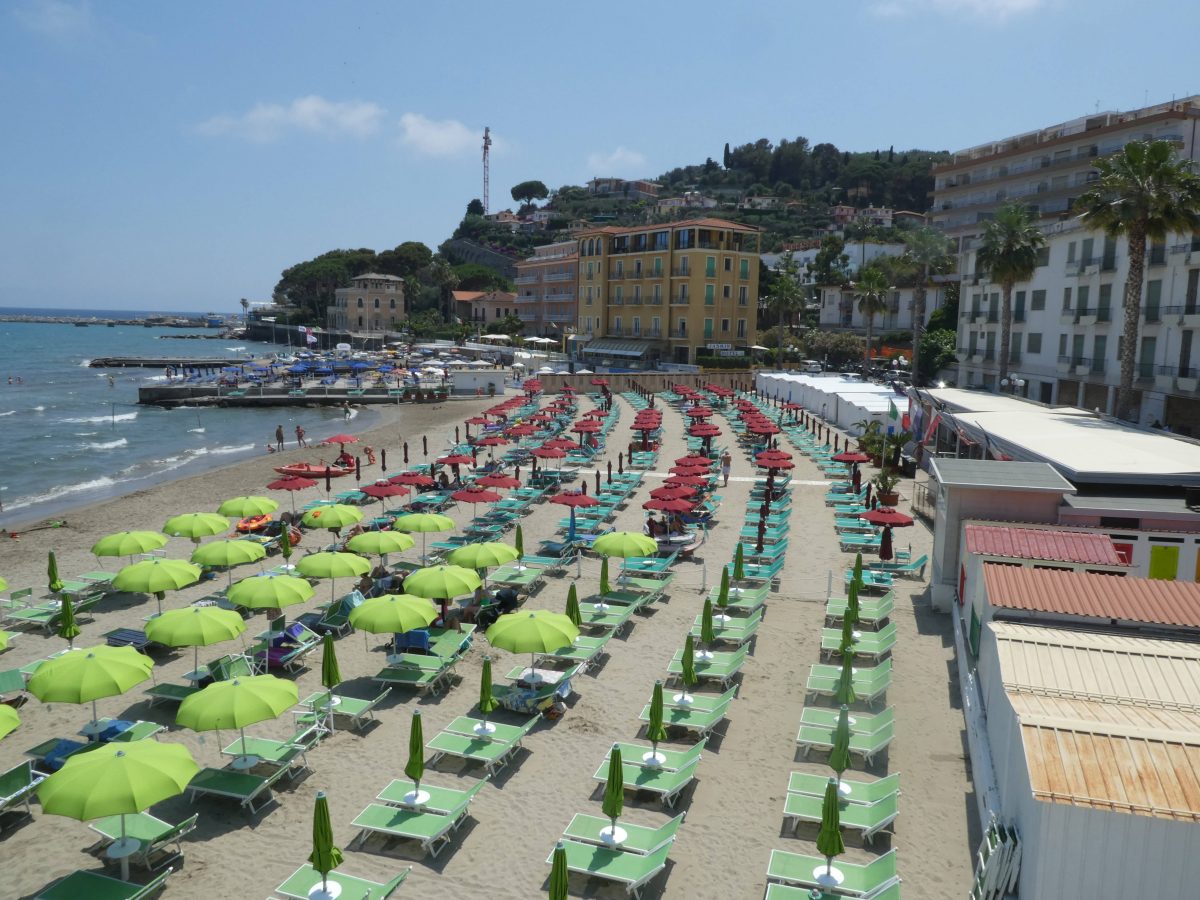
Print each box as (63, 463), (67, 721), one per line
(90, 357), (249, 369)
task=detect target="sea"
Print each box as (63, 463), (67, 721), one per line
(0, 308), (375, 528)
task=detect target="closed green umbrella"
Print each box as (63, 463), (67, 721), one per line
(564, 584), (581, 627)
(600, 743), (626, 845)
(599, 557), (610, 596)
(402, 709), (426, 805)
(514, 524), (525, 568)
(308, 791), (344, 900)
(112, 558), (201, 615)
(301, 503), (363, 532)
(845, 577), (860, 630)
(714, 566), (731, 622)
(829, 704), (852, 777)
(391, 512), (455, 562)
(48, 550), (65, 594)
(0, 575), (7, 593)
(145, 606), (245, 680)
(476, 656), (499, 736)
(644, 680), (668, 766)
(0, 705), (19, 741)
(296, 551), (371, 604)
(348, 594), (437, 657)
(591, 531), (657, 559)
(90, 530), (169, 562)
(448, 542), (519, 571)
(676, 634), (698, 705)
(548, 841), (569, 900)
(485, 610), (579, 683)
(177, 674), (298, 769)
(58, 593), (80, 649)
(838, 613), (856, 657)
(218, 496), (279, 518)
(227, 572), (314, 610)
(191, 539), (267, 588)
(278, 524), (293, 569)
(851, 552), (864, 589)
(732, 542), (745, 582)
(834, 654), (856, 706)
(698, 598), (716, 660)
(317, 634), (342, 731)
(28, 646), (154, 736)
(816, 777), (846, 886)
(163, 512), (230, 544)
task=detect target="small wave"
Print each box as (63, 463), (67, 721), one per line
(74, 431), (99, 437)
(79, 359), (92, 367)
(61, 411), (138, 424)
(32, 405), (45, 412)
(211, 443), (255, 455)
(86, 438), (129, 451)
(187, 427), (206, 433)
(0, 410), (14, 417)
(143, 375), (169, 382)
(2, 476), (117, 511)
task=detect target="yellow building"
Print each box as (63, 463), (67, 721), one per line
(573, 218), (761, 368)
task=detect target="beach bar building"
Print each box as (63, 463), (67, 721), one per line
(976, 621), (1200, 899)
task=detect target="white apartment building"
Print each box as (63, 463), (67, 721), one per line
(816, 284), (946, 334)
(934, 96), (1200, 431)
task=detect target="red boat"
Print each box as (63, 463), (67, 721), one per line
(273, 463), (353, 478)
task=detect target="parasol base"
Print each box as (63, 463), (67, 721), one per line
(712, 613), (732, 624)
(593, 602), (610, 613)
(599, 826), (627, 846)
(814, 866), (844, 887)
(672, 692), (694, 705)
(229, 755), (261, 771)
(473, 722), (497, 736)
(401, 789), (430, 807)
(641, 751), (666, 767)
(694, 650), (714, 661)
(837, 780), (852, 796)
(309, 884), (342, 900)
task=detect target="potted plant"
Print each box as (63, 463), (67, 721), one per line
(855, 420), (884, 464)
(873, 469), (901, 506)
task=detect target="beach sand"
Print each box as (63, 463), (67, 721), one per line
(0, 391), (975, 899)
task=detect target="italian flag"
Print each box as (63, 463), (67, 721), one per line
(888, 399), (900, 422)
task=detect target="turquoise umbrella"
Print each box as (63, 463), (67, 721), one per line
(601, 743), (625, 845)
(829, 704), (852, 777)
(549, 841), (569, 900)
(477, 656), (499, 736)
(644, 680), (668, 766)
(307, 791), (344, 900)
(402, 709), (426, 806)
(816, 777), (846, 886)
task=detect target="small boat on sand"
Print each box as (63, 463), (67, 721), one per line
(273, 462), (352, 478)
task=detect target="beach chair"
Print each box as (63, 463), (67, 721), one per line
(562, 811), (684, 855)
(787, 771), (901, 806)
(25, 737), (94, 773)
(782, 789), (899, 843)
(691, 609), (762, 646)
(376, 774), (489, 814)
(491, 665), (579, 713)
(5, 591), (103, 631)
(820, 622), (898, 661)
(591, 758), (700, 808)
(796, 719), (895, 766)
(611, 740), (705, 773)
(88, 812), (198, 871)
(547, 839), (672, 899)
(805, 660), (893, 708)
(297, 688), (390, 732)
(765, 884), (900, 900)
(349, 795), (473, 858)
(798, 706), (894, 734)
(838, 532), (882, 553)
(102, 628), (155, 651)
(32, 867), (173, 900)
(577, 601), (637, 635)
(425, 716), (538, 775)
(186, 763), (293, 814)
(534, 633), (611, 672)
(220, 722), (325, 769)
(665, 645), (748, 689)
(844, 569), (893, 592)
(824, 593), (895, 627)
(867, 554), (929, 579)
(372, 652), (461, 696)
(0, 759), (43, 829)
(638, 695), (733, 740)
(274, 865), (410, 900)
(766, 848), (899, 897)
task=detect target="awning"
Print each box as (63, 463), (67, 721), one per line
(582, 339), (658, 359)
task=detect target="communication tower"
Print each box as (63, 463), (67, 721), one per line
(482, 126), (492, 214)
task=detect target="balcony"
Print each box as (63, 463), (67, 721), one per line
(671, 267), (692, 277)
(1074, 308), (1098, 326)
(516, 311), (537, 322)
(545, 272), (573, 282)
(646, 296), (664, 306)
(1168, 365), (1200, 392)
(969, 347), (984, 362)
(971, 313), (989, 325)
(545, 291), (575, 301)
(954, 346), (970, 361)
(670, 295), (690, 305)
(1065, 257), (1101, 277)
(514, 274), (539, 285)
(668, 329), (689, 340)
(544, 310), (576, 322)
(1059, 309), (1076, 325)
(1136, 361), (1155, 381)
(1142, 306), (1163, 324)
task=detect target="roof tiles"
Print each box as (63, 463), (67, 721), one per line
(966, 523), (1125, 565)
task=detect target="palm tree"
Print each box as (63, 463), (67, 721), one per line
(853, 267), (890, 368)
(1077, 140), (1200, 420)
(976, 203), (1046, 386)
(764, 252), (805, 367)
(901, 228), (954, 384)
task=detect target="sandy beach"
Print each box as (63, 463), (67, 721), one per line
(0, 389), (975, 899)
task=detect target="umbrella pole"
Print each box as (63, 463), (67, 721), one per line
(91, 698), (99, 733)
(119, 813), (130, 881)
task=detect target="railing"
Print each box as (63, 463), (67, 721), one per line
(1143, 306), (1162, 323)
(668, 329), (688, 339)
(646, 297), (663, 305)
(670, 295), (690, 305)
(545, 272), (573, 282)
(514, 274), (539, 284)
(1160, 304), (1200, 318)
(544, 291), (575, 301)
(1158, 364), (1200, 379)
(1136, 361), (1155, 379)
(671, 267), (691, 277)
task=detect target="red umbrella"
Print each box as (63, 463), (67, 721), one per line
(879, 527), (894, 561)
(651, 485), (697, 500)
(676, 455), (715, 466)
(361, 480), (410, 498)
(572, 420), (601, 432)
(477, 473), (520, 489)
(541, 439), (578, 451)
(506, 424), (537, 437)
(465, 416), (490, 425)
(757, 458), (794, 470)
(858, 507), (914, 527)
(665, 474), (709, 487)
(669, 465), (710, 476)
(584, 409), (608, 418)
(590, 378), (609, 386)
(266, 474), (317, 514)
(522, 379), (543, 391)
(685, 407), (714, 418)
(474, 435), (508, 447)
(528, 412), (554, 422)
(748, 422), (780, 435)
(559, 386), (577, 394)
(320, 433), (358, 446)
(832, 450), (872, 464)
(689, 423), (721, 437)
(549, 491), (599, 508)
(643, 497), (694, 512)
(390, 472), (434, 487)
(531, 447), (566, 459)
(437, 454), (474, 466)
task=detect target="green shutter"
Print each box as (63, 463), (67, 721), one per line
(705, 284), (715, 305)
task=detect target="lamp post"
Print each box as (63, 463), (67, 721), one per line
(1000, 376), (1026, 396)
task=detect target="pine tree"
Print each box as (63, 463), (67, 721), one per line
(722, 142), (731, 168)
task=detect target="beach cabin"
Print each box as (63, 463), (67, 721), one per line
(976, 621), (1200, 899)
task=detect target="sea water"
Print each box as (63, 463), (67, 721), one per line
(0, 317), (373, 527)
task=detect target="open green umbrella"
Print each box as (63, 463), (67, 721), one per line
(592, 531), (657, 560)
(816, 777), (846, 886)
(0, 575), (7, 593)
(601, 743), (625, 845)
(57, 593), (80, 649)
(296, 551), (371, 603)
(714, 566), (731, 622)
(227, 572), (314, 610)
(346, 531), (415, 563)
(549, 840), (569, 900)
(301, 504), (364, 532)
(644, 680), (668, 766)
(191, 539), (267, 588)
(0, 705), (21, 740)
(28, 646), (154, 735)
(486, 610), (579, 682)
(112, 558), (201, 615)
(676, 633), (698, 705)
(835, 654), (856, 706)
(829, 704), (852, 777)
(38, 740), (199, 881)
(163, 512), (230, 544)
(317, 634), (342, 730)
(48, 550), (65, 594)
(348, 594), (437, 656)
(391, 513), (455, 562)
(90, 531), (169, 562)
(308, 791), (344, 900)
(218, 496), (279, 518)
(404, 565), (482, 602)
(698, 598), (716, 660)
(564, 584), (581, 627)
(177, 674), (298, 769)
(448, 542), (519, 571)
(402, 709), (426, 805)
(732, 542), (745, 583)
(476, 656), (499, 735)
(599, 557), (611, 596)
(145, 606), (246, 680)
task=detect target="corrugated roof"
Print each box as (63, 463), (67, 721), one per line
(983, 564), (1200, 629)
(930, 459), (1075, 492)
(966, 524), (1125, 565)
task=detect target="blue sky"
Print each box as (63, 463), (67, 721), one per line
(1, 0), (1197, 312)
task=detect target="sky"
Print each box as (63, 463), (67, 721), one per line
(1, 0), (1198, 313)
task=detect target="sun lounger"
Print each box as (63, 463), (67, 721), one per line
(521, 553), (577, 575)
(89, 812), (197, 870)
(25, 737), (95, 773)
(220, 723), (325, 769)
(591, 758), (700, 808)
(796, 719), (895, 766)
(577, 601), (637, 634)
(33, 867), (173, 900)
(534, 633), (611, 672)
(867, 554), (928, 579)
(297, 688), (390, 731)
(766, 847), (899, 897)
(820, 622), (898, 661)
(350, 795), (473, 858)
(824, 593), (895, 626)
(765, 883), (900, 900)
(611, 740), (705, 773)
(0, 759), (44, 828)
(563, 812), (684, 855)
(787, 771), (901, 806)
(377, 775), (489, 814)
(691, 609), (762, 646)
(373, 652), (461, 696)
(5, 592), (103, 631)
(838, 532), (882, 553)
(665, 645), (748, 689)
(86, 718), (165, 744)
(274, 865), (411, 900)
(844, 569), (893, 592)
(798, 706), (894, 734)
(488, 566), (545, 590)
(805, 660), (893, 708)
(638, 695), (733, 740)
(426, 716), (538, 775)
(491, 665), (579, 713)
(186, 763), (293, 814)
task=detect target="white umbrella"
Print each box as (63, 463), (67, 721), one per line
(480, 334), (512, 341)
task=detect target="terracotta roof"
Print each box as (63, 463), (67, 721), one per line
(966, 523), (1125, 565)
(983, 563), (1200, 629)
(575, 217), (760, 236)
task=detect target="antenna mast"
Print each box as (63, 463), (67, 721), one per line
(482, 126), (492, 214)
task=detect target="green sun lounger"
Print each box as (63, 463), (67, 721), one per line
(444, 716), (537, 744)
(766, 847), (899, 897)
(765, 883), (900, 900)
(666, 645), (748, 689)
(796, 719), (895, 766)
(33, 867), (173, 900)
(611, 740), (705, 773)
(824, 593), (895, 626)
(562, 812), (684, 855)
(373, 653), (460, 696)
(88, 812), (198, 870)
(805, 660), (893, 708)
(798, 706), (894, 734)
(844, 569), (893, 592)
(867, 554), (929, 579)
(660, 684), (738, 714)
(297, 688), (390, 731)
(376, 775), (489, 814)
(590, 758), (700, 808)
(220, 723), (325, 768)
(782, 791), (899, 843)
(426, 716), (538, 775)
(820, 622), (898, 661)
(520, 553), (576, 574)
(615, 573), (675, 594)
(691, 609), (762, 646)
(186, 763), (292, 814)
(5, 592), (103, 631)
(350, 796), (472, 858)
(787, 771), (901, 806)
(488, 566), (544, 590)
(534, 633), (611, 671)
(0, 759), (44, 828)
(275, 864), (411, 900)
(638, 695), (733, 739)
(577, 601), (637, 634)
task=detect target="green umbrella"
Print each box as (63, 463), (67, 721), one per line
(514, 524), (525, 563)
(146, 606), (246, 679)
(715, 566), (731, 621)
(829, 704), (852, 777)
(838, 613), (856, 656)
(48, 550), (65, 594)
(699, 598), (716, 660)
(301, 504), (364, 532)
(177, 674), (298, 768)
(0, 705), (21, 740)
(816, 776), (846, 885)
(279, 524), (293, 567)
(348, 594), (437, 656)
(549, 840), (569, 900)
(227, 572), (314, 610)
(38, 740), (199, 881)
(346, 531), (415, 558)
(191, 539), (267, 588)
(834, 654), (856, 706)
(732, 542), (745, 582)
(476, 656), (499, 735)
(112, 558), (202, 615)
(317, 633), (342, 730)
(678, 634), (698, 704)
(845, 577), (860, 630)
(296, 551), (371, 603)
(163, 512), (230, 544)
(90, 530), (170, 562)
(57, 593), (80, 649)
(644, 680), (668, 766)
(0, 630), (8, 651)
(28, 646), (154, 735)
(601, 743), (625, 845)
(402, 709), (426, 805)
(486, 610), (579, 681)
(599, 557), (610, 596)
(404, 565), (482, 601)
(218, 496), (279, 518)
(308, 791), (344, 899)
(448, 542), (519, 570)
(0, 575), (7, 593)
(591, 531), (657, 559)
(852, 552), (864, 588)
(391, 513), (455, 562)
(564, 584), (581, 627)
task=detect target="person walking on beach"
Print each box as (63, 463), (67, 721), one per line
(720, 450), (733, 486)
(274, 424), (285, 451)
(295, 424), (307, 447)
(342, 401), (351, 421)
